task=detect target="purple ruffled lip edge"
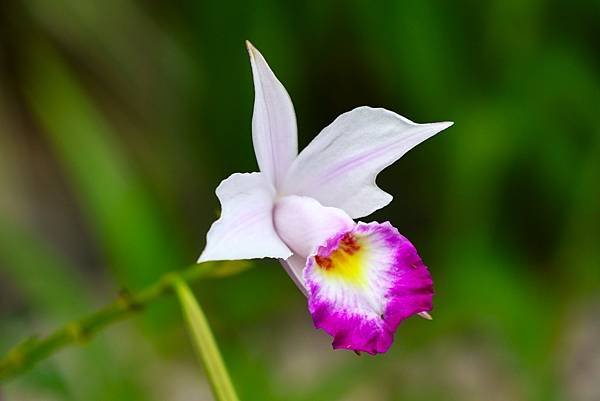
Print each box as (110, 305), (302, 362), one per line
(303, 221), (434, 355)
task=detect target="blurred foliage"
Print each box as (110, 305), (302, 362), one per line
(0, 0), (598, 400)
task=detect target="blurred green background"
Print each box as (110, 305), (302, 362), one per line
(1, 1), (599, 400)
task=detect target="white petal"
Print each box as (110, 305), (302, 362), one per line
(247, 41), (298, 189)
(281, 107), (453, 218)
(198, 172), (292, 262)
(273, 195), (354, 259)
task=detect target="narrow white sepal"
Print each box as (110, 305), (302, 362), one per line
(247, 41), (298, 190)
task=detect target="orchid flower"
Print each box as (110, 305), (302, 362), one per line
(198, 41), (453, 355)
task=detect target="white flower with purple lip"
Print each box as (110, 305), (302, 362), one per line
(199, 41), (453, 355)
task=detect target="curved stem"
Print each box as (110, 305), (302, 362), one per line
(0, 261), (249, 383)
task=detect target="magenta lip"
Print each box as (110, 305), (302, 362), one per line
(303, 221), (434, 355)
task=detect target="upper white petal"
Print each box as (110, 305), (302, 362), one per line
(198, 172), (292, 262)
(281, 106), (453, 218)
(273, 195), (354, 259)
(247, 41), (298, 190)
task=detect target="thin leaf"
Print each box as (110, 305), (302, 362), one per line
(173, 278), (240, 401)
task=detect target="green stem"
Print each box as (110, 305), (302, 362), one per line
(173, 278), (240, 401)
(0, 261), (249, 383)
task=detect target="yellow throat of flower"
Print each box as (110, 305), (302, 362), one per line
(315, 233), (367, 285)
